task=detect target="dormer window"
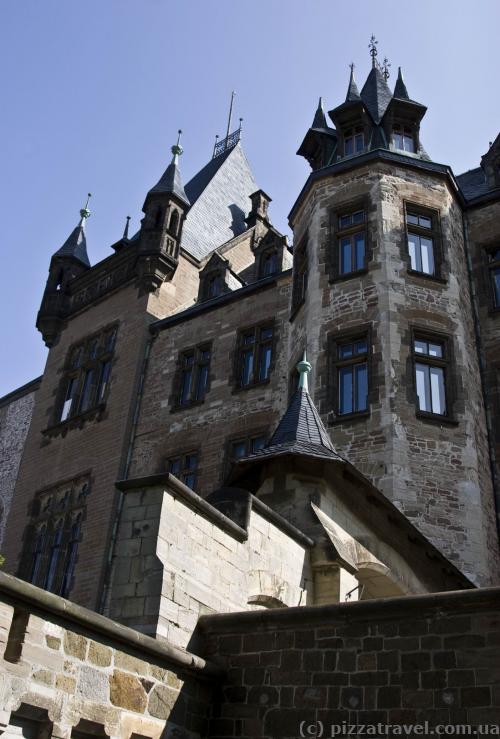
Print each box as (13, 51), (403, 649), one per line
(392, 125), (415, 153)
(344, 128), (364, 156)
(207, 274), (224, 298)
(260, 250), (278, 278)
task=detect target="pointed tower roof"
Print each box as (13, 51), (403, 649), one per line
(346, 64), (361, 102)
(53, 194), (91, 267)
(148, 130), (190, 207)
(312, 97), (328, 129)
(393, 67), (409, 100)
(233, 353), (343, 468)
(360, 65), (393, 124)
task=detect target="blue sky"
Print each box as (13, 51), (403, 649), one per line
(1, 0), (499, 396)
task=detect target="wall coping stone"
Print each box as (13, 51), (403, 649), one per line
(0, 376), (42, 408)
(197, 585), (500, 633)
(0, 571), (223, 678)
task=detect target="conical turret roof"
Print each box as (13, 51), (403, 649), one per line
(393, 67), (410, 100)
(53, 196), (91, 267)
(360, 65), (393, 123)
(147, 132), (190, 207)
(312, 97), (328, 129)
(346, 66), (361, 102)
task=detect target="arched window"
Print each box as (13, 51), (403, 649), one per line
(61, 512), (82, 597)
(169, 210), (179, 236)
(45, 520), (63, 592)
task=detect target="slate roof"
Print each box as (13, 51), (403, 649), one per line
(360, 66), (393, 124)
(180, 142), (258, 261)
(53, 222), (90, 267)
(457, 167), (490, 200)
(148, 158), (190, 207)
(393, 67), (409, 100)
(346, 68), (361, 102)
(312, 98), (328, 129)
(234, 386), (344, 467)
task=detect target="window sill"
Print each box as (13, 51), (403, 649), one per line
(42, 403), (107, 438)
(328, 409), (370, 425)
(171, 398), (206, 413)
(407, 269), (447, 285)
(232, 378), (271, 394)
(329, 268), (368, 284)
(416, 410), (458, 427)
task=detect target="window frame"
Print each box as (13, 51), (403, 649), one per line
(391, 124), (415, 153)
(172, 343), (212, 410)
(343, 126), (365, 157)
(486, 246), (500, 313)
(291, 236), (308, 318)
(410, 328), (456, 424)
(234, 322), (276, 390)
(329, 328), (372, 423)
(166, 450), (199, 491)
(404, 202), (445, 282)
(20, 476), (90, 598)
(55, 325), (118, 426)
(224, 430), (268, 481)
(329, 200), (369, 282)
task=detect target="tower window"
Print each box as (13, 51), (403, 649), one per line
(236, 324), (274, 388)
(487, 248), (500, 309)
(413, 335), (448, 417)
(333, 336), (369, 417)
(405, 206), (441, 277)
(291, 238), (308, 316)
(344, 128), (365, 156)
(57, 326), (117, 424)
(392, 125), (415, 153)
(338, 209), (366, 276)
(21, 477), (89, 597)
(167, 452), (199, 490)
(176, 345), (211, 407)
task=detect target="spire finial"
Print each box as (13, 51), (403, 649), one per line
(171, 129), (183, 163)
(382, 56), (391, 81)
(239, 117), (243, 133)
(225, 91), (235, 142)
(349, 62), (355, 74)
(297, 350), (312, 392)
(369, 35), (378, 68)
(79, 193), (91, 224)
(123, 215), (131, 239)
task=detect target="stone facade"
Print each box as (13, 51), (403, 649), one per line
(0, 378), (41, 549)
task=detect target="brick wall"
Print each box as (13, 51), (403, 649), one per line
(199, 587), (500, 735)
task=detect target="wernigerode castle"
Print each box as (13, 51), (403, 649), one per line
(1, 39), (500, 735)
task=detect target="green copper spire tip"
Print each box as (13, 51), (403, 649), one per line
(171, 129), (183, 159)
(297, 350), (312, 391)
(79, 193), (92, 223)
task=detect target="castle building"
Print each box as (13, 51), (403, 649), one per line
(1, 46), (500, 733)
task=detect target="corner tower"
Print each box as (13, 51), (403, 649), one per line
(290, 40), (500, 585)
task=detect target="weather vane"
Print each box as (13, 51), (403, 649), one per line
(369, 35), (378, 67)
(382, 56), (391, 81)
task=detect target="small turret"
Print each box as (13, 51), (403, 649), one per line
(36, 195), (92, 347)
(137, 130), (190, 291)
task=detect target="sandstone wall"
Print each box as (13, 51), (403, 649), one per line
(0, 572), (213, 739)
(289, 161), (499, 584)
(200, 586), (500, 735)
(108, 478), (311, 648)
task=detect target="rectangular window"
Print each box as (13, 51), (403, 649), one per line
(167, 452), (198, 490)
(336, 209), (366, 277)
(391, 125), (415, 153)
(344, 128), (364, 156)
(488, 248), (500, 308)
(21, 477), (89, 597)
(227, 433), (267, 474)
(237, 325), (274, 388)
(177, 345), (211, 406)
(57, 326), (117, 423)
(413, 335), (448, 416)
(334, 338), (369, 416)
(405, 205), (440, 277)
(291, 238), (308, 314)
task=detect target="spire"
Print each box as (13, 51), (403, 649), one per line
(394, 66), (410, 100)
(53, 194), (91, 267)
(345, 63), (361, 102)
(147, 130), (190, 206)
(360, 63), (393, 124)
(123, 215), (131, 239)
(312, 97), (328, 129)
